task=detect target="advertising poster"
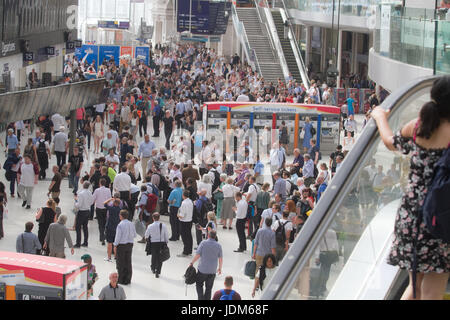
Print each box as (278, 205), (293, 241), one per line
(99, 45), (120, 66)
(135, 46), (150, 65)
(120, 46), (133, 66)
(75, 45), (99, 69)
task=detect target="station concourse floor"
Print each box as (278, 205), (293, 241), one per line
(0, 114), (364, 300)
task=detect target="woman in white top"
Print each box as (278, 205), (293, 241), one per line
(252, 253), (277, 297)
(92, 115), (104, 154)
(197, 174), (213, 200)
(130, 110), (138, 141)
(343, 131), (355, 156)
(318, 163), (330, 183)
(221, 178), (241, 229)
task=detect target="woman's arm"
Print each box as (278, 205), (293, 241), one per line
(370, 107), (396, 151)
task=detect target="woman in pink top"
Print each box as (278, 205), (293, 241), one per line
(76, 108), (85, 130)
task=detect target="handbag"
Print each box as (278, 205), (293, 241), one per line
(213, 191), (224, 201)
(300, 128), (305, 139)
(319, 238), (339, 265)
(145, 237), (152, 256)
(159, 223), (170, 262)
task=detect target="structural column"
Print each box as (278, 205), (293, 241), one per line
(336, 29), (343, 88)
(305, 26), (312, 70)
(351, 32), (359, 75)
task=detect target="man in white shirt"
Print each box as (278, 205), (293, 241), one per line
(177, 190), (194, 257)
(169, 164), (183, 189)
(107, 125), (120, 151)
(244, 176), (258, 238)
(270, 143), (281, 183)
(93, 178), (112, 245)
(17, 155), (39, 209)
(114, 166), (133, 221)
(106, 148), (120, 172)
(51, 113), (66, 134)
(260, 203), (282, 229)
(198, 140), (211, 177)
(236, 90), (250, 102)
(233, 192), (248, 253)
(74, 181), (94, 248)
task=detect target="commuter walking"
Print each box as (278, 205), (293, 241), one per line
(145, 212), (169, 278)
(16, 222), (42, 254)
(168, 180), (183, 241)
(98, 272), (126, 300)
(114, 210), (136, 285)
(177, 190), (194, 257)
(43, 214), (75, 258)
(35, 198), (57, 250)
(190, 230), (223, 300)
(233, 192), (248, 253)
(74, 181), (94, 248)
(252, 218), (277, 270)
(17, 155), (39, 209)
(212, 276), (242, 300)
(93, 178), (112, 245)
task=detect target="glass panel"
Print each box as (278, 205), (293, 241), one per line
(436, 19), (450, 75)
(284, 87), (430, 300)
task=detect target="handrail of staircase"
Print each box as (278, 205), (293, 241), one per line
(259, 0), (290, 81)
(279, 0), (311, 89)
(254, 1), (277, 57)
(231, 4), (261, 74)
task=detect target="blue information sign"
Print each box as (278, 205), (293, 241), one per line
(135, 46), (150, 66)
(75, 45), (99, 69)
(177, 0), (210, 35)
(99, 46), (120, 66)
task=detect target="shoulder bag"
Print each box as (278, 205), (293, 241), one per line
(159, 223), (170, 262)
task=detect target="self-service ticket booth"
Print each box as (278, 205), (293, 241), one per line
(203, 102), (341, 156)
(0, 251), (88, 300)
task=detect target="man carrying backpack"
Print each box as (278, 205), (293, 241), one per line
(212, 276), (242, 300)
(137, 185), (158, 243)
(35, 133), (51, 180)
(272, 211), (293, 263)
(194, 189), (214, 246)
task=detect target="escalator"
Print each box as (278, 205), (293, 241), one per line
(261, 76), (443, 300)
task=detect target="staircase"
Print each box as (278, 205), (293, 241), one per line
(235, 7), (284, 83)
(271, 10), (302, 83)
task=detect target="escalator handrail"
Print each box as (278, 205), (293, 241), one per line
(261, 75), (438, 300)
(279, 0), (311, 89)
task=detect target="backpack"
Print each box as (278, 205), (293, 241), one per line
(244, 260), (256, 279)
(193, 198), (213, 224)
(421, 147), (450, 243)
(275, 220), (290, 246)
(157, 174), (170, 192)
(287, 180), (298, 196)
(147, 183), (159, 197)
(211, 169), (221, 192)
(184, 265), (197, 285)
(219, 289), (235, 300)
(145, 192), (158, 213)
(37, 140), (47, 154)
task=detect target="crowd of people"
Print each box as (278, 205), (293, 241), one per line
(0, 41), (393, 301)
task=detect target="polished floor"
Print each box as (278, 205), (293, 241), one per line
(0, 115), (363, 300)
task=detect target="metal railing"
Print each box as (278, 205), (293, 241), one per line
(258, 0), (291, 80)
(279, 0), (310, 88)
(260, 75), (436, 300)
(231, 3), (262, 74)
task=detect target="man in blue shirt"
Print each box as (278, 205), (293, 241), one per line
(6, 129), (19, 155)
(168, 180), (183, 241)
(254, 156), (265, 186)
(347, 94), (356, 116)
(175, 99), (186, 129)
(138, 135), (156, 177)
(316, 176), (327, 202)
(273, 172), (287, 201)
(301, 154), (315, 187)
(189, 230), (223, 300)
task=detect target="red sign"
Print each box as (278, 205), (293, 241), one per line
(0, 251), (85, 287)
(120, 46), (133, 57)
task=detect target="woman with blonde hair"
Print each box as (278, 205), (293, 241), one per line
(92, 115), (104, 154)
(36, 198), (57, 251)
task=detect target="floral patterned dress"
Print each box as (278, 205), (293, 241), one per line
(387, 132), (450, 273)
